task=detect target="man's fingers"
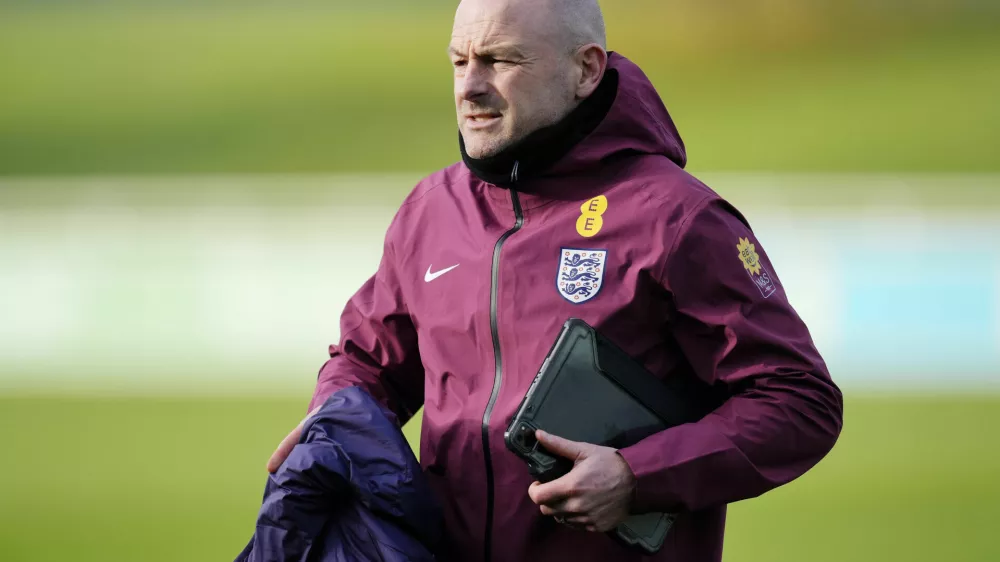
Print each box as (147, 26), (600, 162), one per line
(267, 407), (322, 473)
(529, 479), (569, 506)
(538, 500), (586, 518)
(540, 501), (572, 517)
(528, 476), (577, 507)
(561, 515), (594, 529)
(551, 513), (595, 532)
(535, 430), (588, 461)
(529, 480), (564, 506)
(526, 432), (589, 505)
(538, 488), (592, 514)
(539, 499), (584, 517)
(266, 425), (302, 473)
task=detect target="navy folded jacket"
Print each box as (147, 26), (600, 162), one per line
(236, 387), (442, 562)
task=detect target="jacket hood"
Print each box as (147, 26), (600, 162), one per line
(551, 52), (687, 175)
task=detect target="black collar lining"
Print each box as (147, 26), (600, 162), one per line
(460, 69), (619, 188)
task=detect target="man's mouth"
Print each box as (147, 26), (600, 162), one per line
(464, 113), (502, 129)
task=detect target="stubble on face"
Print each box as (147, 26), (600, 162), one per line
(451, 0), (577, 159)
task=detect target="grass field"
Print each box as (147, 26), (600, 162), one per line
(1, 4), (998, 175)
(0, 394), (997, 562)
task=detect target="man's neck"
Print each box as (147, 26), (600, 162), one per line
(460, 69), (618, 187)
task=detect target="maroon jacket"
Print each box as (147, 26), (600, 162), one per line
(309, 54), (843, 562)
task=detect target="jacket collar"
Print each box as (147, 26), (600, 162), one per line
(460, 68), (618, 189)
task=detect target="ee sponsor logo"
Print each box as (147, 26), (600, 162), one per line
(576, 195), (608, 238)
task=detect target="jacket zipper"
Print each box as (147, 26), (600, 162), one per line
(482, 162), (523, 562)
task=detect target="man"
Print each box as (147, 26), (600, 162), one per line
(268, 0), (843, 560)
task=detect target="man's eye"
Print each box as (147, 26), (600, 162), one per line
(452, 60), (467, 68)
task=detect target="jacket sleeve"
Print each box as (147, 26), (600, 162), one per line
(618, 197), (843, 514)
(307, 235), (424, 424)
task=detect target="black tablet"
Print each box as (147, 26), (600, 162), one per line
(504, 318), (723, 554)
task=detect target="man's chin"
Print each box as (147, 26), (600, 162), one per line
(463, 135), (514, 160)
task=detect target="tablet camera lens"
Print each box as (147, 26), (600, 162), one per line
(517, 424), (538, 450)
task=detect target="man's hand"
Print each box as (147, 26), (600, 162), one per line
(527, 430), (637, 533)
(266, 406), (320, 473)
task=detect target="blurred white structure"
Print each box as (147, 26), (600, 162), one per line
(1, 175), (998, 395)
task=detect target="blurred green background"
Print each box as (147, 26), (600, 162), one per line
(2, 0), (999, 175)
(1, 1), (999, 562)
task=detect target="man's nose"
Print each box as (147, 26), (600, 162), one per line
(456, 59), (491, 101)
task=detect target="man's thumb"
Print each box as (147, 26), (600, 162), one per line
(535, 430), (588, 460)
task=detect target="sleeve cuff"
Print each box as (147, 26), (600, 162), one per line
(618, 431), (680, 514)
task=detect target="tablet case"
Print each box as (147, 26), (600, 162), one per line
(504, 318), (724, 554)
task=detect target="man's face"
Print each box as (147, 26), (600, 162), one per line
(450, 0), (578, 159)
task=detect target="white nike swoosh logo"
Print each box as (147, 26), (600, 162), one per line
(425, 264), (460, 283)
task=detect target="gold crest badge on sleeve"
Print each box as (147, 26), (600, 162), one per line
(737, 237), (777, 298)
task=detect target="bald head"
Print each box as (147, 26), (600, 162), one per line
(453, 0), (605, 50)
(450, 0), (609, 158)
(546, 0), (606, 51)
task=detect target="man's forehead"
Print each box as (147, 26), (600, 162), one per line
(448, 42), (527, 60)
(449, 30), (542, 58)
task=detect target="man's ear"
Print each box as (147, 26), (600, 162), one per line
(575, 45), (608, 99)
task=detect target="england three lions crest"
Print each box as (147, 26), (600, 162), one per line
(557, 249), (607, 304)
